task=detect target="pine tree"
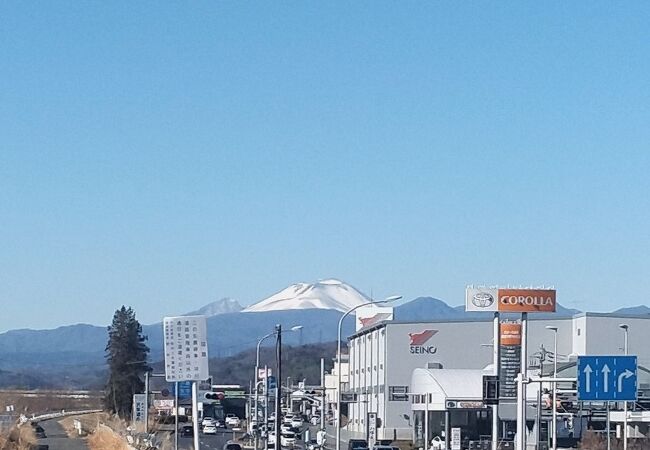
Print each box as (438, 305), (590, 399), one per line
(104, 306), (150, 418)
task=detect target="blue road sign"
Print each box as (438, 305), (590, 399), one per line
(172, 381), (193, 399)
(578, 355), (637, 401)
(267, 376), (277, 390)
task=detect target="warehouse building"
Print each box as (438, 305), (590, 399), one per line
(342, 313), (650, 443)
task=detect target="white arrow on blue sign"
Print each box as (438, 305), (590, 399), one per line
(578, 355), (637, 401)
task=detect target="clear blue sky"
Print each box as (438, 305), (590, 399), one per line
(1, 2), (649, 331)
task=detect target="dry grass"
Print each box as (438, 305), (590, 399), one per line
(579, 430), (650, 450)
(59, 411), (112, 438)
(88, 424), (131, 450)
(0, 425), (36, 450)
(0, 389), (103, 416)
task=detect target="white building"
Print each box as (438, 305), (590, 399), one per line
(325, 354), (349, 418)
(343, 313), (650, 443)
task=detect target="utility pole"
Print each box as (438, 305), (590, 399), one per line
(275, 324), (282, 450)
(144, 371), (150, 434)
(174, 381), (179, 450)
(320, 358), (326, 430)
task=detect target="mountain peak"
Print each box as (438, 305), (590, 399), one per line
(243, 279), (370, 313)
(186, 297), (243, 317)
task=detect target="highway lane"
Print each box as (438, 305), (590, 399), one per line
(175, 428), (236, 450)
(38, 419), (88, 450)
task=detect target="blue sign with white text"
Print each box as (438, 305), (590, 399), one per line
(578, 355), (637, 401)
(172, 381), (192, 399)
(267, 376), (277, 390)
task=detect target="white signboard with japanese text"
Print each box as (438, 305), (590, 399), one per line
(451, 427), (461, 450)
(163, 315), (209, 382)
(367, 412), (377, 449)
(133, 394), (146, 423)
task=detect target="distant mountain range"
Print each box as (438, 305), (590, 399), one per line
(0, 279), (647, 389)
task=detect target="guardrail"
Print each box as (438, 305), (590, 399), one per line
(22, 409), (104, 423)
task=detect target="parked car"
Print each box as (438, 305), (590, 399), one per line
(215, 418), (226, 428)
(348, 439), (369, 450)
(290, 417), (303, 428)
(281, 423), (293, 434)
(203, 424), (218, 435)
(306, 438), (320, 450)
(283, 414), (294, 424)
(223, 443), (243, 450)
(180, 425), (193, 437)
(372, 446), (395, 450)
(202, 417), (216, 427)
(281, 431), (297, 448)
(225, 414), (241, 428)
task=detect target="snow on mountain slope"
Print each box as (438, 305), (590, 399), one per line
(243, 279), (371, 313)
(186, 297), (243, 317)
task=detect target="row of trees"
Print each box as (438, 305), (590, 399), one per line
(104, 306), (150, 418)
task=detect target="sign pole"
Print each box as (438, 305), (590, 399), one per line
(192, 381), (200, 450)
(424, 394), (429, 450)
(264, 365), (269, 450)
(516, 313), (528, 450)
(606, 402), (610, 450)
(144, 371), (149, 434)
(174, 382), (179, 450)
(492, 313), (499, 450)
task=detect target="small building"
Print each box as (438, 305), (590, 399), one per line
(411, 368), (493, 449)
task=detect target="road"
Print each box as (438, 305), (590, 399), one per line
(38, 419), (88, 450)
(174, 428), (236, 450)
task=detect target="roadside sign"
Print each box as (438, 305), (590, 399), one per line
(451, 428), (461, 450)
(578, 356), (637, 401)
(267, 376), (277, 390)
(163, 315), (209, 382)
(133, 394), (147, 423)
(367, 412), (377, 449)
(172, 381), (192, 399)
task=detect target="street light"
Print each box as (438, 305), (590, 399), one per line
(546, 326), (558, 450)
(336, 295), (402, 450)
(619, 324), (629, 450)
(254, 325), (303, 450)
(254, 332), (277, 450)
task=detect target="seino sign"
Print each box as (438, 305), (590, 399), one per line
(465, 287), (556, 313)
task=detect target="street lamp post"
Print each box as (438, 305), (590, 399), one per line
(619, 324), (629, 450)
(254, 332), (277, 450)
(546, 326), (558, 450)
(336, 295), (402, 450)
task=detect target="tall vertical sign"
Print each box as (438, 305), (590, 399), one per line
(451, 428), (461, 450)
(367, 412), (377, 449)
(133, 394), (147, 424)
(498, 322), (522, 399)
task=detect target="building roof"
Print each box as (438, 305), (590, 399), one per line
(348, 312), (650, 339)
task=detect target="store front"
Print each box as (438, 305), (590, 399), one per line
(411, 368), (493, 449)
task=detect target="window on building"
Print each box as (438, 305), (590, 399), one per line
(389, 386), (409, 401)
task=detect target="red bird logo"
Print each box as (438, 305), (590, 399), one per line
(409, 330), (438, 346)
(358, 313), (393, 327)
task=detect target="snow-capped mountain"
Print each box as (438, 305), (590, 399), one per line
(243, 279), (371, 313)
(186, 297), (243, 317)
